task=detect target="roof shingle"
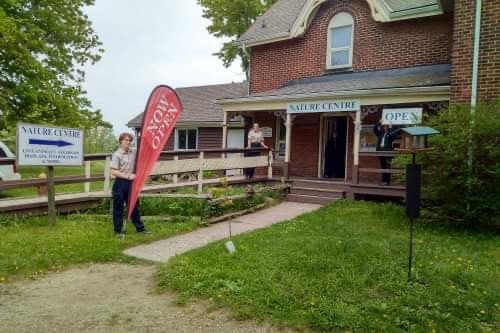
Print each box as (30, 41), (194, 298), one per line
(239, 0), (444, 46)
(127, 82), (248, 128)
(221, 64), (450, 102)
(239, 0), (308, 45)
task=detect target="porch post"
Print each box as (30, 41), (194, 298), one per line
(222, 111), (229, 163)
(352, 109), (361, 184)
(284, 112), (293, 179)
(222, 111), (228, 149)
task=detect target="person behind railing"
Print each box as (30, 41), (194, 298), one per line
(245, 123), (268, 179)
(373, 120), (400, 185)
(110, 133), (150, 236)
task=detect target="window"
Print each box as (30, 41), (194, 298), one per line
(359, 125), (402, 152)
(175, 129), (197, 150)
(275, 116), (287, 159)
(359, 125), (378, 152)
(327, 12), (354, 69)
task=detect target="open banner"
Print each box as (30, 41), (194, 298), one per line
(128, 85), (183, 218)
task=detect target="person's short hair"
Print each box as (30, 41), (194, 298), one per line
(253, 123), (259, 127)
(118, 132), (134, 143)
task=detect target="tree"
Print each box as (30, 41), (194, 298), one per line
(84, 126), (117, 154)
(0, 0), (109, 144)
(198, 0), (277, 74)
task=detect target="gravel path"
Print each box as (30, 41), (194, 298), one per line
(124, 202), (320, 262)
(0, 264), (292, 333)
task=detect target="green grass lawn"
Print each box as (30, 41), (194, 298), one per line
(0, 214), (199, 282)
(159, 201), (499, 332)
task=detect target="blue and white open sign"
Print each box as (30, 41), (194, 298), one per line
(16, 123), (84, 166)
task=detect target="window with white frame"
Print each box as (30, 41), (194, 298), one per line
(175, 128), (197, 150)
(327, 12), (354, 69)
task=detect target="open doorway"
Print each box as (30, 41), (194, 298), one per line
(322, 116), (347, 179)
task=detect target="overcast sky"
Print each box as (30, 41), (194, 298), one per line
(83, 0), (245, 135)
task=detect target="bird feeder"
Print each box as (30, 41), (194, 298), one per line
(396, 126), (440, 153)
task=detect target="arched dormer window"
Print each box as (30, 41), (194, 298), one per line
(326, 12), (354, 69)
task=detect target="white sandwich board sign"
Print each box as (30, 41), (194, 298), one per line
(16, 123), (84, 166)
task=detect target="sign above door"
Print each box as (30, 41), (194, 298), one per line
(287, 100), (361, 114)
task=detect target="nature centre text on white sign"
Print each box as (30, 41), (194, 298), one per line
(17, 123), (84, 166)
(287, 100), (361, 114)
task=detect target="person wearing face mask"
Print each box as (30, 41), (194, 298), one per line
(110, 132), (149, 236)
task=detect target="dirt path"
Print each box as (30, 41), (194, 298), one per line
(0, 264), (291, 333)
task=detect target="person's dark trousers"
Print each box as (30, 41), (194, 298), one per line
(112, 178), (145, 233)
(379, 157), (392, 184)
(245, 143), (261, 179)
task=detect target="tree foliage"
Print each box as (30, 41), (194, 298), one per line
(84, 126), (117, 154)
(0, 0), (109, 141)
(419, 102), (500, 226)
(197, 0), (276, 73)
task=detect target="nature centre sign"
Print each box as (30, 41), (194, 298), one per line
(287, 100), (361, 114)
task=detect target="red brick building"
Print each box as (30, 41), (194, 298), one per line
(218, 0), (499, 200)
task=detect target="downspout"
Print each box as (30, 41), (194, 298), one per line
(470, 0), (482, 113)
(468, 0), (482, 167)
(467, 0), (482, 215)
(241, 42), (251, 96)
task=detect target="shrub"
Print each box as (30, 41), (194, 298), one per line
(419, 102), (499, 226)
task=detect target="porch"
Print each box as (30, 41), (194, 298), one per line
(218, 65), (451, 203)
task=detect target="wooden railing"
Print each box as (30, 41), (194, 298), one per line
(0, 148), (273, 195)
(354, 151), (406, 185)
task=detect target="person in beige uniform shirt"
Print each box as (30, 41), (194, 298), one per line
(110, 133), (149, 235)
(245, 123), (268, 179)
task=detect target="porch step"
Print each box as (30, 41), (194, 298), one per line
(287, 194), (340, 205)
(290, 186), (344, 199)
(290, 179), (349, 191)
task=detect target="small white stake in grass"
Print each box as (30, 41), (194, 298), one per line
(225, 217), (236, 253)
(225, 240), (236, 254)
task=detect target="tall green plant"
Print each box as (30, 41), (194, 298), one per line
(420, 102), (500, 225)
(197, 0), (276, 73)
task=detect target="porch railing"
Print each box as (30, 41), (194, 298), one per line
(353, 151), (406, 186)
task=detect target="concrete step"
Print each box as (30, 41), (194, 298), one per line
(290, 186), (345, 199)
(286, 194), (340, 205)
(290, 179), (349, 191)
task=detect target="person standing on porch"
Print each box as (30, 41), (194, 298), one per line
(245, 123), (268, 179)
(373, 120), (400, 185)
(110, 133), (149, 236)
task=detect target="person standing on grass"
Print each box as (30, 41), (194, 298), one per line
(373, 120), (400, 185)
(245, 123), (268, 179)
(110, 133), (150, 236)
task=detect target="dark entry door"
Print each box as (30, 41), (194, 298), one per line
(323, 117), (347, 179)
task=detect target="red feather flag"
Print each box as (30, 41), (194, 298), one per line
(128, 85), (183, 218)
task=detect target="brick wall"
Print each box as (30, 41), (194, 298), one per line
(451, 0), (500, 103)
(250, 0), (453, 94)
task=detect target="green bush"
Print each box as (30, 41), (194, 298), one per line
(87, 186), (285, 219)
(420, 102), (500, 226)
